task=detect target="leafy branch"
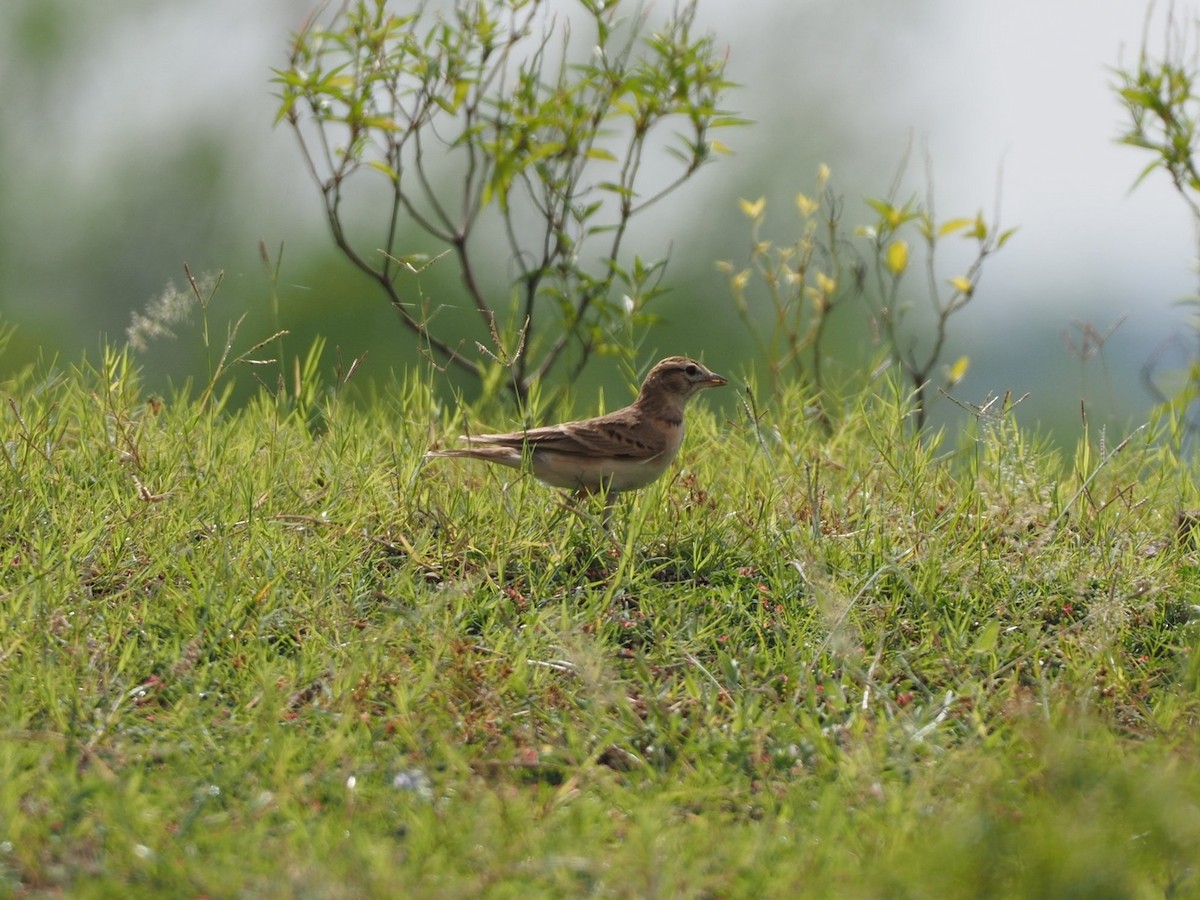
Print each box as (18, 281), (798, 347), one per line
(273, 0), (741, 403)
(720, 163), (1014, 431)
(717, 165), (860, 429)
(862, 156), (1014, 430)
(1114, 5), (1200, 453)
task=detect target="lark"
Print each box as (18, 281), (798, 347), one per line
(426, 356), (727, 522)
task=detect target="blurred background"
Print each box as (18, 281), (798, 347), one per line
(1, 0), (1196, 441)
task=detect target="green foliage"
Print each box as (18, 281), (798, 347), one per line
(273, 0), (741, 404)
(1116, 18), (1200, 203)
(860, 160), (1014, 430)
(720, 162), (1013, 432)
(1115, 10), (1200, 455)
(2, 337), (1199, 894)
(717, 166), (853, 428)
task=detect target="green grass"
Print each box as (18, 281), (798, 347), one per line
(3, 345), (1200, 897)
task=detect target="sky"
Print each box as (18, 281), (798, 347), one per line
(2, 0), (1197, 433)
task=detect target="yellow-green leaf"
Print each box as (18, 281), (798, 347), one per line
(866, 198), (893, 221)
(918, 214), (935, 241)
(946, 355), (970, 386)
(739, 196), (765, 219)
(938, 217), (974, 237)
(885, 240), (909, 275)
(971, 620), (1000, 654)
(368, 160), (399, 181)
(362, 116), (399, 132)
(796, 192), (818, 217)
(453, 79), (470, 111)
(949, 276), (974, 295)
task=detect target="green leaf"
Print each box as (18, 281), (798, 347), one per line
(270, 67), (309, 89)
(525, 142), (566, 165)
(368, 160), (399, 181)
(597, 181), (634, 198)
(1129, 159), (1163, 190)
(865, 197), (893, 220)
(710, 115), (751, 128)
(971, 620), (1000, 655)
(866, 197), (918, 230)
(917, 213), (934, 241)
(362, 117), (399, 132)
(938, 217), (975, 237)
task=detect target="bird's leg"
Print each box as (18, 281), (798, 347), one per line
(591, 480), (620, 534)
(555, 489), (604, 532)
(602, 493), (616, 532)
(561, 487), (616, 535)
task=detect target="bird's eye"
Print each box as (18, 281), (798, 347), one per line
(685, 364), (698, 376)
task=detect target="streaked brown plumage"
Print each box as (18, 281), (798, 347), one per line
(426, 356), (726, 510)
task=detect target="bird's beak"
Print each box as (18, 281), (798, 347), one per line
(706, 371), (728, 387)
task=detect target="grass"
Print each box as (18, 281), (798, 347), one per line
(2, 342), (1200, 897)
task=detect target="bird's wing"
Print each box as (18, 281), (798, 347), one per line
(463, 409), (667, 460)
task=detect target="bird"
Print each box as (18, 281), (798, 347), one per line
(426, 356), (727, 523)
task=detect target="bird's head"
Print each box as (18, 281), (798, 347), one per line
(637, 356), (727, 408)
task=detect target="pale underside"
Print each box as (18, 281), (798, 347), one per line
(443, 417), (685, 494)
(443, 443), (675, 493)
